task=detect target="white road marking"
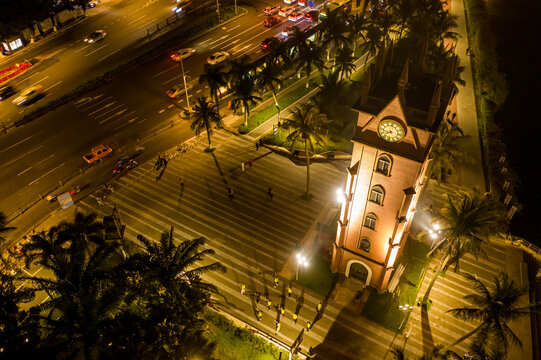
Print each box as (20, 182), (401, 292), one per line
(99, 109), (128, 124)
(208, 35), (229, 46)
(17, 167), (32, 176)
(127, 15), (146, 25)
(127, 117), (138, 123)
(75, 45), (90, 53)
(29, 76), (49, 88)
(88, 101), (117, 116)
(138, 19), (158, 30)
(153, 65), (179, 78)
(80, 96), (113, 111)
(28, 163), (65, 186)
(13, 71), (41, 86)
(127, 8), (142, 16)
(45, 81), (62, 92)
(226, 24), (242, 32)
(94, 104), (124, 118)
(5, 145), (44, 167)
(35, 154), (55, 166)
(163, 74), (184, 85)
(0, 135), (34, 154)
(85, 43), (109, 56)
(98, 48), (121, 62)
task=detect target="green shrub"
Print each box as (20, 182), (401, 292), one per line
(237, 125), (249, 134)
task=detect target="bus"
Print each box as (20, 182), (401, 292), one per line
(319, 0), (352, 21)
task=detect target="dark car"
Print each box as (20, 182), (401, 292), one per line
(263, 15), (281, 28)
(0, 85), (15, 100)
(260, 37), (280, 50)
(113, 158), (138, 174)
(304, 10), (318, 22)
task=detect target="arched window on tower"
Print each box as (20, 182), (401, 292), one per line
(364, 213), (377, 230)
(357, 237), (371, 252)
(375, 155), (391, 176)
(369, 186), (384, 205)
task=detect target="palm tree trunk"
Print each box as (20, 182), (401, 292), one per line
(214, 93), (220, 117)
(272, 91), (280, 122)
(305, 140), (310, 196)
(243, 106), (248, 126)
(422, 253), (449, 305)
(205, 122), (212, 149)
(443, 324), (483, 351)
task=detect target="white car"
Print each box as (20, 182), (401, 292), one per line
(166, 84), (193, 99)
(207, 51), (230, 65)
(288, 12), (304, 21)
(12, 85), (43, 106)
(88, 0), (98, 8)
(84, 30), (106, 43)
(284, 0), (296, 4)
(170, 48), (196, 61)
(278, 6), (294, 17)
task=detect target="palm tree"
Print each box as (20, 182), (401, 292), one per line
(227, 54), (254, 85)
(256, 60), (283, 122)
(363, 17), (384, 67)
(199, 64), (228, 116)
(347, 12), (367, 56)
(295, 40), (326, 88)
(314, 70), (345, 114)
(390, 0), (419, 38)
(283, 104), (329, 197)
(288, 26), (311, 55)
(189, 97), (223, 150)
(445, 272), (540, 355)
(334, 45), (356, 80)
(420, 189), (505, 305)
(320, 10), (350, 60)
(231, 76), (262, 126)
(425, 123), (471, 187)
(0, 212), (15, 242)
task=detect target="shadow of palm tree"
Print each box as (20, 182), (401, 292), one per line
(210, 152), (228, 185)
(421, 306), (435, 354)
(295, 288), (305, 315)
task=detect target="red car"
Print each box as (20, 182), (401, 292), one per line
(260, 37), (280, 50)
(304, 10), (318, 22)
(263, 16), (281, 27)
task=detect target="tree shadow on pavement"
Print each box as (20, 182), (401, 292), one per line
(421, 306), (435, 354)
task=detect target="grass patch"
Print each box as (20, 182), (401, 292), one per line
(204, 310), (297, 360)
(297, 253), (337, 297)
(362, 238), (430, 332)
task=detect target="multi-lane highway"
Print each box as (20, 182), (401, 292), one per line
(0, 0), (211, 124)
(0, 1), (322, 221)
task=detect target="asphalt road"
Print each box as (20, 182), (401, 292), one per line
(0, 0), (207, 124)
(0, 2), (321, 222)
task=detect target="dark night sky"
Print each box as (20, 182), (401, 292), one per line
(489, 0), (541, 243)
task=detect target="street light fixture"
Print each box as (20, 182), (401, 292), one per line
(296, 252), (308, 281)
(336, 188), (345, 204)
(398, 303), (413, 332)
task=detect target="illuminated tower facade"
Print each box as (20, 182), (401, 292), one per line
(331, 51), (457, 291)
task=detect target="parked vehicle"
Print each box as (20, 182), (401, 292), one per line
(11, 85), (42, 106)
(84, 30), (106, 43)
(83, 144), (112, 164)
(263, 15), (281, 27)
(171, 48), (196, 61)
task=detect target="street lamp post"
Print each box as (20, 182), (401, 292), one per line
(216, 0), (220, 21)
(179, 56), (191, 112)
(296, 253), (308, 281)
(234, 0), (237, 14)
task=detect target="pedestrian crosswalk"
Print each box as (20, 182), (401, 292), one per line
(75, 130), (399, 358)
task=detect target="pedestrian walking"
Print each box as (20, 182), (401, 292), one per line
(287, 286), (292, 298)
(255, 142), (259, 150)
(249, 159), (254, 167)
(274, 274), (279, 288)
(267, 187), (273, 200)
(227, 187), (234, 200)
(292, 313), (298, 323)
(267, 299), (272, 310)
(317, 301), (322, 312)
(259, 138), (263, 147)
(280, 307), (285, 317)
(275, 321), (281, 334)
(240, 284), (246, 295)
(257, 309), (263, 321)
(180, 177), (184, 189)
(255, 292), (261, 304)
(241, 161), (245, 172)
(306, 321), (312, 332)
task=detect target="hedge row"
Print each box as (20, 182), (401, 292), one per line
(13, 6), (244, 127)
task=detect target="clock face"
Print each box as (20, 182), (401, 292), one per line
(378, 120), (405, 142)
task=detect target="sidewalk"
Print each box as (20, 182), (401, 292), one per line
(449, 0), (486, 191)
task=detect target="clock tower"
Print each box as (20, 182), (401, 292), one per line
(331, 51), (458, 292)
